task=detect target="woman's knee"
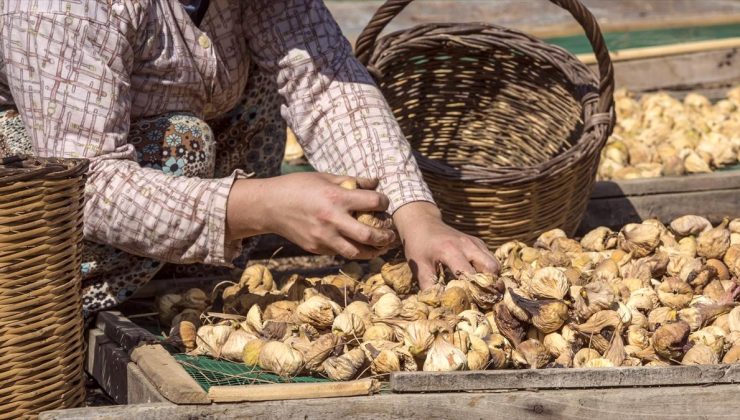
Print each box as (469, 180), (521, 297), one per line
(129, 113), (216, 178)
(0, 107), (32, 158)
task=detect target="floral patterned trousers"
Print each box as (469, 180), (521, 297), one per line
(0, 65), (286, 315)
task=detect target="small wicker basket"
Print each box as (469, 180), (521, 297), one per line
(0, 156), (89, 418)
(356, 0), (615, 247)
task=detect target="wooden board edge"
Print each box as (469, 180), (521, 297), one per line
(94, 310), (210, 404)
(586, 47), (740, 94)
(591, 172), (740, 199)
(207, 379), (380, 403)
(577, 37), (740, 64)
(130, 344), (211, 404)
(389, 364), (740, 393)
(87, 327), (173, 405)
(126, 362), (173, 405)
(528, 14), (740, 39)
(580, 189), (740, 233)
(86, 328), (130, 405)
(96, 310), (160, 353)
(38, 384), (740, 419)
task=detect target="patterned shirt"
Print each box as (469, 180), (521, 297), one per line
(0, 0), (433, 266)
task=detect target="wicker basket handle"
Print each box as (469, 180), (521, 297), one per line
(355, 0), (615, 113)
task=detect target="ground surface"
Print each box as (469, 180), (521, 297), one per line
(326, 0), (740, 43)
(84, 374), (115, 407)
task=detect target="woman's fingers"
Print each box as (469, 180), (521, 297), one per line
(335, 214), (396, 248)
(414, 260), (438, 290)
(323, 174), (389, 212)
(342, 189), (390, 212)
(329, 234), (385, 260)
(441, 250), (476, 278)
(324, 174), (379, 192)
(406, 255), (438, 290)
(465, 238), (501, 275)
(355, 177), (380, 190)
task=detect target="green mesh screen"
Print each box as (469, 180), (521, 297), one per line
(546, 23), (740, 55)
(718, 163), (740, 172)
(173, 354), (330, 391)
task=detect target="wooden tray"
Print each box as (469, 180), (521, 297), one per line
(577, 38), (740, 232)
(41, 311), (740, 419)
(82, 312), (376, 406)
(579, 170), (740, 233)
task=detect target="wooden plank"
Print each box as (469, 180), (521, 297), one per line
(577, 37), (740, 64)
(533, 15), (740, 39)
(94, 311), (210, 404)
(591, 171), (740, 198)
(86, 328), (171, 405)
(126, 363), (172, 405)
(86, 328), (131, 404)
(129, 344), (211, 404)
(38, 384), (740, 419)
(208, 379), (380, 403)
(96, 311), (160, 353)
(390, 364), (740, 393)
(587, 47), (739, 92)
(580, 189), (740, 233)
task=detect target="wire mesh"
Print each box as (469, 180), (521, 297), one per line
(173, 354), (330, 391)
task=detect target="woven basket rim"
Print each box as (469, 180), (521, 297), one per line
(0, 155), (89, 185)
(366, 22), (615, 185)
(371, 21), (599, 89)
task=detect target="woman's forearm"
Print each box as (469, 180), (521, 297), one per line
(225, 178), (271, 242)
(242, 0), (435, 215)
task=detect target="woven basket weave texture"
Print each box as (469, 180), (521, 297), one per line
(0, 156), (89, 419)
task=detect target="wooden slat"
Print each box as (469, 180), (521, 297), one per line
(39, 384), (740, 420)
(580, 189), (740, 233)
(86, 328), (131, 405)
(129, 344), (211, 404)
(86, 328), (171, 405)
(531, 15), (740, 39)
(208, 379), (380, 403)
(591, 172), (740, 198)
(390, 364), (740, 393)
(587, 47), (739, 92)
(96, 311), (160, 353)
(125, 363), (173, 405)
(95, 310), (210, 404)
(577, 37), (740, 64)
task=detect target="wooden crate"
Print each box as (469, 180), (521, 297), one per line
(578, 38), (740, 233)
(40, 311), (740, 419)
(579, 170), (740, 233)
(79, 312), (377, 406)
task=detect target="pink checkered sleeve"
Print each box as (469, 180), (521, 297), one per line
(0, 10), (241, 265)
(243, 0), (435, 214)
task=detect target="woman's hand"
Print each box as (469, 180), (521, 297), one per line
(226, 173), (397, 259)
(393, 201), (500, 290)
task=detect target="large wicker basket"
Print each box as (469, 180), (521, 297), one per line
(356, 0), (615, 247)
(0, 156), (89, 418)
